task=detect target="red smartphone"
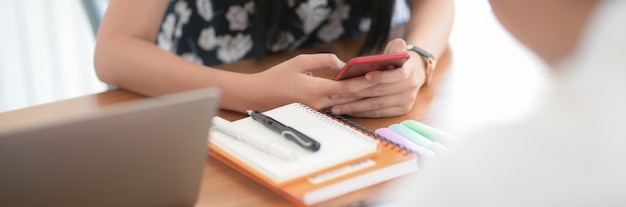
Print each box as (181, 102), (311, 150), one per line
(333, 52), (410, 80)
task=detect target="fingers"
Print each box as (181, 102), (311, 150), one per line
(268, 53), (379, 111)
(366, 38), (414, 83)
(330, 93), (416, 118)
(332, 76), (380, 95)
(329, 79), (414, 101)
(354, 80), (420, 98)
(296, 73), (377, 110)
(346, 106), (409, 118)
(365, 65), (413, 84)
(311, 96), (363, 111)
(273, 52), (418, 118)
(383, 38), (407, 54)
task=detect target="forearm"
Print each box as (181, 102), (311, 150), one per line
(404, 0), (455, 59)
(94, 37), (260, 112)
(93, 0), (273, 113)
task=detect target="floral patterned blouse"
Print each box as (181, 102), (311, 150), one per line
(157, 0), (371, 66)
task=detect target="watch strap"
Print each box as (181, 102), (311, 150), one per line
(406, 44), (437, 85)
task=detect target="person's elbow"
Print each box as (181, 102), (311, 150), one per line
(93, 37), (118, 86)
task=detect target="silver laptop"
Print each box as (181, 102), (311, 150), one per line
(0, 88), (220, 207)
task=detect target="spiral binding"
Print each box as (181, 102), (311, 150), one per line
(294, 103), (379, 147)
(319, 108), (415, 154)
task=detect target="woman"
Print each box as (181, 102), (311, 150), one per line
(94, 0), (454, 117)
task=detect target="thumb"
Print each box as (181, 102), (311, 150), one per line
(383, 38), (407, 54)
(289, 53), (346, 72)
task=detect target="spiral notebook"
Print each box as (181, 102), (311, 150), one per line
(208, 103), (418, 206)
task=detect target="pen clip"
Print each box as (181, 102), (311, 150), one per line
(281, 130), (321, 151)
(281, 131), (313, 147)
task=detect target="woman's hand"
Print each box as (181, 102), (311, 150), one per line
(329, 38), (427, 117)
(241, 53), (378, 112)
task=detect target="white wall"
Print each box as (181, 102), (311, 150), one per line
(0, 0), (107, 112)
(437, 0), (547, 134)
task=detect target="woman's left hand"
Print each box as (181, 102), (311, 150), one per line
(329, 38), (427, 117)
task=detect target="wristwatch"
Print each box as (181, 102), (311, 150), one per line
(406, 44), (437, 85)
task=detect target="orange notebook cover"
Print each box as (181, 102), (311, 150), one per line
(208, 104), (418, 206)
(209, 141), (416, 206)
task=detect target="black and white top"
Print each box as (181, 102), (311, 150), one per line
(157, 0), (372, 66)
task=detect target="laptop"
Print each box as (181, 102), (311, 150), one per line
(0, 88), (220, 207)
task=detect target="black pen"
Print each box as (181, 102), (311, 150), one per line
(247, 110), (321, 152)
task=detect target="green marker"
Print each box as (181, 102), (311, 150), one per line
(389, 124), (446, 153)
(401, 120), (454, 143)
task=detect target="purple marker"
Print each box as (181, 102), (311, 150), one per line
(375, 128), (434, 157)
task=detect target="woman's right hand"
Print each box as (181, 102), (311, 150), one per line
(238, 54), (378, 112)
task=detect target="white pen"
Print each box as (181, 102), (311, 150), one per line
(211, 116), (297, 161)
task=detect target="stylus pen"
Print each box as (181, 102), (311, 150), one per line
(247, 110), (321, 152)
(212, 117), (297, 161)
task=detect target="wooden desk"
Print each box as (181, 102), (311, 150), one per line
(0, 8), (547, 204)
